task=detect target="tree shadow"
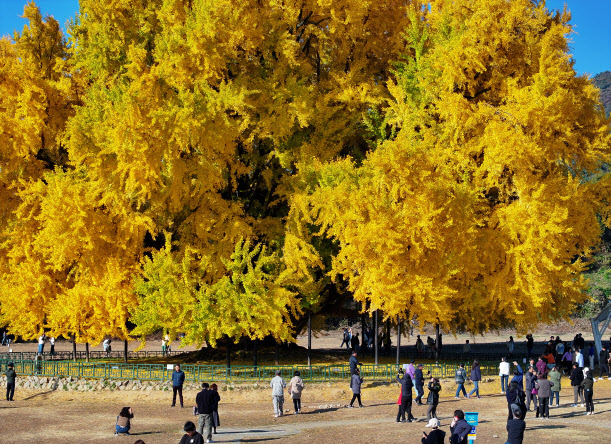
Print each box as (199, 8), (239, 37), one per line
(22, 390), (55, 401)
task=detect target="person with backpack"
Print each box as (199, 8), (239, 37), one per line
(396, 368), (415, 422)
(426, 377), (442, 420)
(467, 360), (481, 399)
(288, 370), (304, 414)
(570, 362), (584, 407)
(534, 373), (554, 418)
(549, 365), (562, 407)
(454, 363), (467, 399)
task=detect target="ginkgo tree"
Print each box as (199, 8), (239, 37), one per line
(296, 0), (611, 333)
(0, 0), (609, 347)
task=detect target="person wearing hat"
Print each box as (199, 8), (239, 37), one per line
(6, 362), (16, 401)
(179, 420), (204, 444)
(422, 418), (446, 443)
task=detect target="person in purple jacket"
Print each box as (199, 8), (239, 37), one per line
(467, 360), (481, 399)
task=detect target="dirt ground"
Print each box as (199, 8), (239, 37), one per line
(1, 378), (610, 443)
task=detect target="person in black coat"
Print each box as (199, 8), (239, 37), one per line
(422, 418), (446, 444)
(569, 363), (584, 406)
(414, 364), (426, 405)
(396, 370), (415, 422)
(506, 407), (526, 444)
(599, 346), (610, 378)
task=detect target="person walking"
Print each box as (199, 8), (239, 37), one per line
(449, 410), (471, 444)
(499, 357), (510, 394)
(288, 370), (304, 414)
(196, 382), (220, 443)
(103, 338), (112, 356)
(588, 343), (596, 371)
(422, 418), (446, 444)
(416, 335), (424, 358)
(5, 362), (16, 401)
(396, 369), (415, 422)
(506, 407), (526, 444)
(534, 373), (554, 419)
(349, 368), (364, 407)
(454, 363), (468, 399)
(349, 350), (361, 375)
(270, 370), (286, 417)
(569, 362), (584, 407)
(549, 365), (562, 407)
(599, 345), (610, 379)
(210, 383), (220, 434)
(426, 377), (441, 421)
(171, 364), (185, 408)
(340, 328), (350, 349)
(525, 366), (538, 412)
(414, 363), (425, 405)
(114, 407), (134, 436)
(467, 360), (481, 399)
(581, 369), (595, 415)
(350, 332), (360, 353)
(179, 421), (204, 444)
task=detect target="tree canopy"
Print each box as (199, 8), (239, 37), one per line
(0, 0), (609, 345)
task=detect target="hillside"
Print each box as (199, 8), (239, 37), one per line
(593, 71), (611, 117)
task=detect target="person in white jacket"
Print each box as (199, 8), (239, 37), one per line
(288, 371), (305, 414)
(499, 357), (511, 394)
(270, 370), (287, 417)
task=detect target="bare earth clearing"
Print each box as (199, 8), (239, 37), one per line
(1, 379), (610, 443)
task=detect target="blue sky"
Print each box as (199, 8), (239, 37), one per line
(1, 0), (609, 76)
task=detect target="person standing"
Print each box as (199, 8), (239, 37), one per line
(454, 363), (468, 399)
(349, 368), (364, 407)
(396, 369), (414, 422)
(37, 333), (46, 355)
(349, 350), (361, 375)
(506, 407), (526, 444)
(555, 339), (565, 361)
(510, 362), (524, 391)
(569, 362), (584, 407)
(422, 418), (446, 444)
(103, 338), (112, 356)
(599, 345), (610, 379)
(526, 334), (534, 357)
(196, 382), (220, 443)
(162, 335), (169, 356)
(575, 347), (584, 369)
(499, 357), (510, 394)
(5, 362), (16, 401)
(535, 373), (554, 419)
(508, 336), (514, 356)
(288, 370), (304, 414)
(426, 378), (441, 421)
(210, 383), (220, 434)
(468, 360), (481, 399)
(449, 410), (471, 444)
(561, 347), (573, 375)
(179, 421), (204, 444)
(270, 370), (286, 417)
(171, 364), (185, 408)
(588, 343), (596, 371)
(505, 381), (522, 420)
(581, 369), (595, 415)
(549, 365), (562, 407)
(416, 335), (424, 358)
(525, 366), (538, 412)
(49, 337), (55, 356)
(414, 363), (425, 405)
(350, 332), (360, 353)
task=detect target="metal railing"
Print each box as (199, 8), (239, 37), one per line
(0, 350), (181, 362)
(0, 359), (501, 383)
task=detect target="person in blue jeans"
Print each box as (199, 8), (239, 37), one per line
(455, 363), (468, 398)
(115, 407), (133, 435)
(468, 360), (481, 399)
(499, 357), (510, 394)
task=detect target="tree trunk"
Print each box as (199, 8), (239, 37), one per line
(307, 311), (312, 367)
(374, 310), (379, 366)
(396, 316), (401, 366)
(253, 339), (258, 367)
(124, 339), (128, 363)
(275, 342), (279, 366)
(435, 323), (440, 363)
(72, 337), (77, 362)
(226, 340), (231, 376)
(85, 342), (90, 362)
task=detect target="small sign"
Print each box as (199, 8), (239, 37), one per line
(465, 412), (478, 426)
(523, 358), (527, 363)
(167, 364), (174, 370)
